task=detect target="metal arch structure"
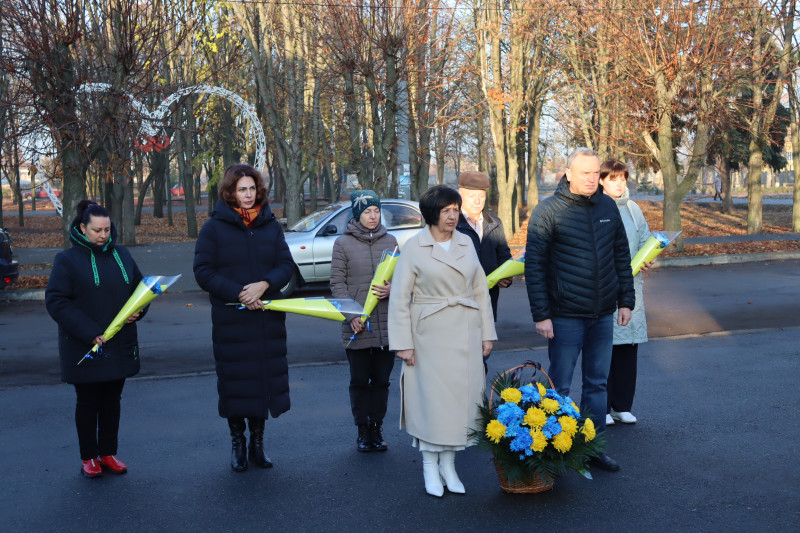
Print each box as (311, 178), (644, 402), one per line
(31, 155), (64, 217)
(77, 83), (267, 175)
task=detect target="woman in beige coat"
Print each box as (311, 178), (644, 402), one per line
(389, 185), (497, 497)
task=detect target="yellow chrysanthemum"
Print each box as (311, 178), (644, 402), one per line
(530, 429), (548, 452)
(558, 415), (578, 437)
(500, 387), (522, 404)
(571, 402), (580, 416)
(540, 397), (560, 414)
(536, 383), (547, 396)
(486, 420), (506, 444)
(552, 431), (573, 453)
(581, 418), (596, 441)
(524, 406), (547, 429)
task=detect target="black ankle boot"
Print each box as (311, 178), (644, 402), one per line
(228, 418), (248, 472)
(357, 424), (372, 452)
(370, 422), (387, 452)
(247, 418), (273, 468)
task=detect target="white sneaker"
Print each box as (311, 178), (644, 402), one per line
(605, 414), (615, 426)
(610, 410), (637, 424)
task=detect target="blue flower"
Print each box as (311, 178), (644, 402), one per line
(496, 403), (525, 426)
(560, 402), (579, 419)
(504, 421), (523, 438)
(510, 430), (533, 453)
(545, 389), (564, 403)
(542, 416), (562, 439)
(519, 384), (541, 404)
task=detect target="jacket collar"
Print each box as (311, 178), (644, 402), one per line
(612, 186), (631, 206)
(211, 198), (275, 228)
(555, 176), (604, 205)
(345, 218), (388, 243)
(69, 221), (118, 255)
(419, 225), (471, 278)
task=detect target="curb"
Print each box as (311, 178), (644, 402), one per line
(654, 250), (800, 268)
(3, 250), (799, 302)
(0, 289), (45, 302)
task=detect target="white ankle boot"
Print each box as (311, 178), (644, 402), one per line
(421, 451), (444, 497)
(438, 450), (465, 494)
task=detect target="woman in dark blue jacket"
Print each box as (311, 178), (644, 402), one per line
(194, 164), (295, 472)
(46, 200), (146, 478)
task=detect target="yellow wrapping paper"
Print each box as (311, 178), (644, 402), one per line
(486, 249), (525, 289)
(78, 274), (181, 365)
(360, 247), (400, 322)
(631, 231), (681, 276)
(232, 297), (363, 322)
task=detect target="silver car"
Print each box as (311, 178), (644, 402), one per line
(280, 199), (425, 296)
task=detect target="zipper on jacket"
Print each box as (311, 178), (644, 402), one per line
(588, 202), (600, 316)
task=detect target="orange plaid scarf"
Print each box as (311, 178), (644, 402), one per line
(233, 206), (261, 227)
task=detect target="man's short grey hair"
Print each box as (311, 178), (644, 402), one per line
(566, 147), (599, 169)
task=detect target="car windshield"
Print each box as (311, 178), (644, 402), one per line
(286, 204), (342, 232)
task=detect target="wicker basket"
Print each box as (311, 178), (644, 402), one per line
(490, 361), (557, 494)
(494, 460), (554, 494)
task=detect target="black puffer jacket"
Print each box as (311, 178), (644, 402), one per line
(330, 218), (398, 349)
(457, 212), (512, 319)
(46, 222), (145, 384)
(194, 199), (296, 419)
(525, 178), (635, 322)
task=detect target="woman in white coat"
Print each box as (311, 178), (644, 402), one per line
(599, 159), (654, 426)
(388, 184), (497, 497)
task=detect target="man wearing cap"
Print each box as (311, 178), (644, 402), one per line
(456, 170), (513, 321)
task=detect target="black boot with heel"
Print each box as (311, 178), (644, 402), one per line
(248, 418), (273, 468)
(228, 418), (248, 472)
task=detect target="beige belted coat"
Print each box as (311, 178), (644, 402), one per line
(388, 226), (497, 447)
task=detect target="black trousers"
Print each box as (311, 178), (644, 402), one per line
(346, 346), (395, 426)
(74, 379), (126, 460)
(607, 344), (638, 413)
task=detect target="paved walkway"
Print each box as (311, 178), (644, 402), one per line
(1, 329), (798, 532)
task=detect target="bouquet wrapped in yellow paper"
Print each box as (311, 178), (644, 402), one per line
(360, 246), (400, 323)
(631, 231), (681, 276)
(487, 249), (525, 289)
(231, 297), (363, 322)
(78, 274), (181, 365)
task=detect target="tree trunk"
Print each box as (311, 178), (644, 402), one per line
(12, 127), (23, 226)
(720, 164), (733, 215)
(746, 140), (763, 234)
(526, 97), (543, 218)
(59, 138), (87, 247)
(177, 108), (198, 239)
(792, 114), (800, 232)
(476, 115), (487, 174)
(151, 149), (167, 219)
(166, 161), (173, 227)
(123, 164), (136, 245)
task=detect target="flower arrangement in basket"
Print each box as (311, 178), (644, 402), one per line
(474, 361), (606, 493)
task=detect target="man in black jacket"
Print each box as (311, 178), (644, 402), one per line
(456, 170), (512, 321)
(524, 148), (635, 473)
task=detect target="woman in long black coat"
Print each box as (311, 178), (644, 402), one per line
(46, 200), (146, 478)
(194, 164), (296, 472)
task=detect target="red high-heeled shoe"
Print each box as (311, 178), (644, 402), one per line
(81, 458), (103, 478)
(99, 455), (128, 474)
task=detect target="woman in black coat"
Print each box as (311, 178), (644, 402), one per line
(194, 164), (296, 472)
(46, 200), (146, 478)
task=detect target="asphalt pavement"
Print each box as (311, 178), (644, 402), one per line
(1, 240), (799, 531)
(0, 328), (798, 532)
